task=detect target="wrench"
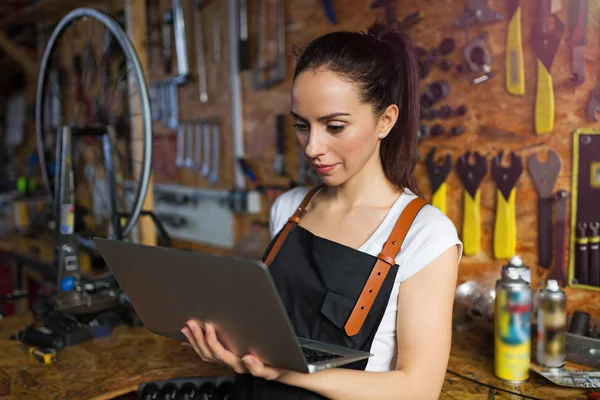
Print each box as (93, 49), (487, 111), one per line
(194, 0), (208, 103)
(175, 123), (185, 168)
(209, 118), (220, 185)
(589, 221), (600, 286)
(167, 81), (179, 130)
(424, 147), (452, 215)
(202, 120), (211, 177)
(184, 120), (195, 169)
(194, 120), (202, 173)
(527, 149), (562, 267)
(173, 0), (189, 78)
(213, 0), (222, 62)
(549, 190), (569, 286)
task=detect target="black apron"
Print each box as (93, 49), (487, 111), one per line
(231, 187), (427, 400)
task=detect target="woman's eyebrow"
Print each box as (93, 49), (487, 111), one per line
(290, 111), (350, 122)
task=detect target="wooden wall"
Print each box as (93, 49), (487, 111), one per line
(144, 0), (600, 316)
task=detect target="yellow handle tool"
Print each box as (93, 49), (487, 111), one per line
(535, 59), (554, 134)
(425, 148), (452, 216)
(491, 151), (523, 260)
(431, 182), (447, 215)
(462, 189), (481, 255)
(506, 0), (524, 95)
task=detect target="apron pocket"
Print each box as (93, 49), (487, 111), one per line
(319, 289), (360, 346)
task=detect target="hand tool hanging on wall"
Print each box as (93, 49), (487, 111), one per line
(194, 120), (202, 174)
(175, 123), (185, 168)
(252, 0), (285, 89)
(576, 222), (589, 285)
(491, 151), (523, 260)
(505, 0), (524, 95)
(202, 119), (211, 178)
(453, 0), (503, 28)
(549, 190), (569, 286)
(194, 0), (208, 103)
(569, 0), (589, 87)
(589, 221), (600, 286)
(424, 148), (452, 215)
(586, 9), (600, 122)
(239, 0), (250, 70)
(370, 1), (422, 30)
(531, 0), (564, 135)
(456, 151), (487, 255)
(162, 10), (173, 74)
(173, 0), (189, 79)
(184, 120), (195, 169)
(527, 150), (562, 267)
(209, 118), (220, 185)
(321, 0), (337, 24)
(213, 0), (222, 63)
(274, 114), (287, 176)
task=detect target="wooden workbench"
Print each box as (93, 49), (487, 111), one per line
(0, 316), (594, 399)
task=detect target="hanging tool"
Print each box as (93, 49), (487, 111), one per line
(194, 120), (202, 174)
(491, 151), (523, 259)
(453, 0), (503, 29)
(576, 222), (589, 284)
(424, 148), (452, 215)
(569, 0), (589, 87)
(590, 221), (600, 286)
(505, 0), (524, 95)
(456, 151), (488, 255)
(175, 123), (184, 169)
(29, 347), (57, 364)
(209, 118), (220, 185)
(531, 0), (564, 134)
(527, 149), (562, 268)
(586, 9), (600, 121)
(274, 114), (287, 176)
(213, 0), (222, 63)
(173, 0), (189, 79)
(162, 9), (173, 74)
(202, 119), (211, 178)
(549, 190), (569, 286)
(194, 0), (208, 103)
(184, 120), (195, 169)
(371, 0), (397, 27)
(321, 0), (337, 24)
(252, 0), (285, 89)
(239, 0), (251, 70)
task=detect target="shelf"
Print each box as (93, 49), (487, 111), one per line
(0, 0), (103, 29)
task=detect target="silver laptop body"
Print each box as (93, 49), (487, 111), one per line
(93, 238), (372, 373)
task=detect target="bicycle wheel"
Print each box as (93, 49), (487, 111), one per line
(35, 7), (152, 250)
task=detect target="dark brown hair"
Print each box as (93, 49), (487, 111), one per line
(292, 23), (421, 195)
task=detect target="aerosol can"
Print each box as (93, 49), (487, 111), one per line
(495, 267), (532, 382)
(536, 279), (566, 368)
(501, 255), (531, 284)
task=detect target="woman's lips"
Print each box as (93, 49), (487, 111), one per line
(314, 164), (338, 174)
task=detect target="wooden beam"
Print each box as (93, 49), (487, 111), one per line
(125, 0), (156, 246)
(0, 29), (36, 77)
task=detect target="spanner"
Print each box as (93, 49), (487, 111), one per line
(167, 81), (179, 130)
(549, 189), (569, 286)
(184, 120), (195, 169)
(527, 149), (562, 267)
(175, 123), (185, 168)
(202, 119), (211, 177)
(209, 118), (220, 185)
(194, 120), (202, 173)
(424, 147), (452, 215)
(194, 0), (208, 103)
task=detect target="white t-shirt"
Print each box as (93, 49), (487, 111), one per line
(269, 186), (463, 372)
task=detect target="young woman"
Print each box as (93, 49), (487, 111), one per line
(181, 23), (463, 399)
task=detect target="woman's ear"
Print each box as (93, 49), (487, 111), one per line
(376, 104), (399, 139)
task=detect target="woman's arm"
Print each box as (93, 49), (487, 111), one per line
(272, 244), (460, 400)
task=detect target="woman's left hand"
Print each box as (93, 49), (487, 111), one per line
(182, 318), (291, 381)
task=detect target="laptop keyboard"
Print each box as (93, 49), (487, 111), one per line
(301, 346), (344, 363)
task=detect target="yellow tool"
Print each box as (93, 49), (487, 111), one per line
(531, 0), (564, 134)
(506, 0), (524, 95)
(29, 347), (57, 364)
(456, 151), (488, 255)
(491, 151), (523, 259)
(425, 147), (452, 215)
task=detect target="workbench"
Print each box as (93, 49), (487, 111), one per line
(0, 315), (593, 399)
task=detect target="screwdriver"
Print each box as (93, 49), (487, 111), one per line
(505, 0), (524, 95)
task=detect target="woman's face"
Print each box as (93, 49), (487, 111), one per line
(291, 69), (392, 187)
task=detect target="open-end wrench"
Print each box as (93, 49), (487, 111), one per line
(202, 119), (211, 177)
(527, 149), (562, 267)
(456, 151), (488, 255)
(194, 120), (202, 173)
(209, 118), (220, 185)
(587, 9), (600, 122)
(576, 222), (589, 284)
(162, 82), (170, 126)
(549, 190), (569, 286)
(167, 81), (179, 130)
(184, 120), (195, 169)
(589, 221), (600, 286)
(194, 0), (208, 103)
(212, 0), (222, 62)
(491, 151), (523, 259)
(173, 0), (189, 78)
(569, 0), (589, 86)
(424, 147), (452, 215)
(175, 123), (185, 168)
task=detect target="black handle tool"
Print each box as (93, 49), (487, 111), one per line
(589, 221), (600, 286)
(576, 222), (589, 285)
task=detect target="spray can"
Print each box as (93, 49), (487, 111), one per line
(494, 267), (531, 382)
(501, 255), (531, 284)
(536, 279), (566, 368)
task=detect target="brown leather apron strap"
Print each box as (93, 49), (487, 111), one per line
(344, 197), (428, 336)
(264, 185), (324, 266)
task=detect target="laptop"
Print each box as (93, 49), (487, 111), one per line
(93, 238), (372, 373)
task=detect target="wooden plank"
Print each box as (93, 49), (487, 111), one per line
(0, 0), (103, 28)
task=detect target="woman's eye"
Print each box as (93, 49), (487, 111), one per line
(328, 125), (344, 134)
(293, 123), (309, 133)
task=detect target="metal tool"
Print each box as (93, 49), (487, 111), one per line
(168, 80), (179, 130)
(213, 0), (222, 62)
(453, 0), (503, 28)
(252, 0), (285, 89)
(194, 0), (208, 103)
(173, 0), (189, 78)
(456, 151), (488, 255)
(321, 0), (337, 24)
(162, 9), (173, 74)
(463, 32), (492, 75)
(506, 0), (525, 95)
(202, 120), (211, 177)
(527, 150), (562, 268)
(175, 123), (185, 168)
(184, 120), (195, 169)
(589, 221), (600, 286)
(491, 151), (523, 259)
(194, 120), (202, 172)
(549, 190), (569, 285)
(370, 0), (397, 27)
(531, 0), (564, 134)
(274, 114), (287, 176)
(576, 222), (589, 284)
(424, 147), (452, 215)
(209, 118), (220, 185)
(569, 0), (588, 86)
(586, 9), (600, 122)
(239, 0), (250, 70)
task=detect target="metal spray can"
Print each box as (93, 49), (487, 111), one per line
(536, 279), (566, 368)
(501, 255), (531, 284)
(494, 267), (532, 382)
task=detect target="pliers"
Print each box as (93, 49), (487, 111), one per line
(456, 151), (488, 255)
(425, 148), (452, 215)
(491, 151), (523, 259)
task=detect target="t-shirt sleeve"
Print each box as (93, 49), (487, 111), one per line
(395, 204), (463, 282)
(269, 186), (312, 239)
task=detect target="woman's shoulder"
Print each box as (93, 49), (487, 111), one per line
(269, 186), (314, 237)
